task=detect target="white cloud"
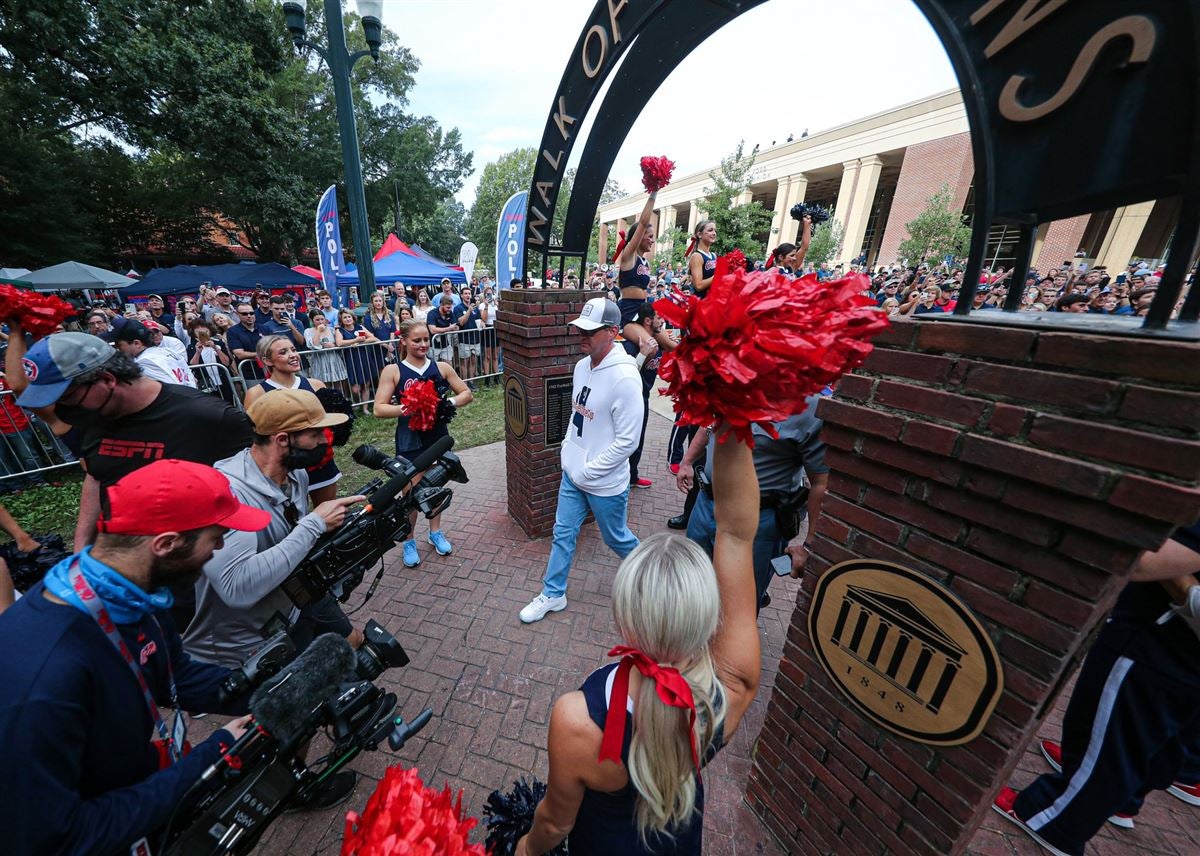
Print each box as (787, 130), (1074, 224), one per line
(378, 0), (958, 206)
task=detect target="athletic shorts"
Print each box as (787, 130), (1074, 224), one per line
(618, 297), (648, 327)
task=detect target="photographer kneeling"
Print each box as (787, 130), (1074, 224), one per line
(183, 389), (365, 806)
(0, 459), (270, 856)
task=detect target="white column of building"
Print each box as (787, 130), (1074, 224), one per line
(779, 174), (809, 246)
(839, 155), (883, 266)
(1095, 201), (1156, 270)
(597, 221), (609, 263)
(734, 188), (754, 206)
(769, 176), (793, 250)
(686, 201), (700, 239)
(656, 206), (677, 258)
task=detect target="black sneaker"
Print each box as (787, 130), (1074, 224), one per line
(667, 514), (688, 530)
(759, 591), (772, 609)
(286, 771), (358, 814)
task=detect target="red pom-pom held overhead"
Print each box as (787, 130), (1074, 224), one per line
(640, 156), (675, 193)
(0, 283), (75, 337)
(400, 379), (442, 433)
(654, 256), (889, 445)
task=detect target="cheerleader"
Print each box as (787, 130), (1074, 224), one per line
(614, 192), (676, 353)
(686, 220), (718, 295)
(767, 213), (813, 276)
(373, 319), (473, 568)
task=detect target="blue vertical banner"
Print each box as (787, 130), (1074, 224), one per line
(495, 191), (527, 289)
(315, 185), (347, 307)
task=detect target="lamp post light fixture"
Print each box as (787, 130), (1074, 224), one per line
(281, 0), (382, 302)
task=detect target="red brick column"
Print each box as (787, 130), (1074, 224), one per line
(496, 289), (589, 538)
(746, 318), (1200, 854)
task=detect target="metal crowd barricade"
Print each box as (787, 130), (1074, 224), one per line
(189, 362), (246, 410)
(234, 329), (502, 413)
(0, 389), (79, 488)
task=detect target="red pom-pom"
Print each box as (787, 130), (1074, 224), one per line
(0, 285), (76, 337)
(400, 379), (441, 433)
(341, 765), (485, 856)
(640, 156), (675, 193)
(654, 256), (889, 445)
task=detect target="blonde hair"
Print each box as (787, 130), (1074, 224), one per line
(256, 334), (293, 369)
(610, 532), (726, 844)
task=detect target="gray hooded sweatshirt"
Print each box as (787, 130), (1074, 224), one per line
(183, 448), (327, 667)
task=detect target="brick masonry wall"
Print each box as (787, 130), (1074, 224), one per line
(746, 317), (1200, 854)
(1034, 215), (1090, 271)
(877, 133), (974, 265)
(496, 289), (590, 538)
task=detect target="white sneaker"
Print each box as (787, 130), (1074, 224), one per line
(520, 594), (567, 624)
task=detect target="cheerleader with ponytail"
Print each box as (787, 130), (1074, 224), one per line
(616, 159), (678, 353)
(686, 220), (718, 296)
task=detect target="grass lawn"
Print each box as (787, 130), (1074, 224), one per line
(5, 384), (506, 544)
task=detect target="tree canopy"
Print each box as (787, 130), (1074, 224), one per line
(0, 0), (471, 269)
(897, 184), (972, 267)
(702, 142), (773, 260)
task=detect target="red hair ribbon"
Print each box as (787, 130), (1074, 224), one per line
(611, 229), (628, 265)
(684, 238), (698, 258)
(598, 645), (700, 774)
(765, 252), (776, 269)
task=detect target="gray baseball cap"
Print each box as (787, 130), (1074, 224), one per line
(17, 332), (114, 408)
(569, 297), (621, 331)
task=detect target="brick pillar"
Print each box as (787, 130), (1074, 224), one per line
(747, 318), (1200, 854)
(496, 289), (590, 538)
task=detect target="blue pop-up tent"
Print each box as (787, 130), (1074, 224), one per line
(123, 263), (320, 296)
(337, 252), (466, 288)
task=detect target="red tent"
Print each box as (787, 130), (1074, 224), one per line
(292, 264), (324, 279)
(374, 233), (417, 261)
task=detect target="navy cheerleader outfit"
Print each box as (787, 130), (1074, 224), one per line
(693, 250), (717, 297)
(617, 255), (652, 326)
(566, 662), (724, 856)
(393, 358), (451, 460)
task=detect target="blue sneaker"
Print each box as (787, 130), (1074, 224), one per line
(427, 531), (453, 556)
(402, 540), (420, 567)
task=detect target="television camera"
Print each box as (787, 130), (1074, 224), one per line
(162, 632), (430, 855)
(281, 435), (468, 609)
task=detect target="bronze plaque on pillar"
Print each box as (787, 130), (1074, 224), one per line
(808, 560), (1003, 746)
(504, 377), (528, 440)
(544, 375), (574, 447)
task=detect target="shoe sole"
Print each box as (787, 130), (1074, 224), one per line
(520, 602), (566, 624)
(633, 482), (651, 489)
(1167, 784), (1200, 806)
(1039, 742), (1062, 773)
(991, 804), (1073, 856)
(1108, 816), (1135, 829)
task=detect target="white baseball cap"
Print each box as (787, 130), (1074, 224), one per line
(569, 297), (621, 331)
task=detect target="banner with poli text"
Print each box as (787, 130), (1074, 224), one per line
(459, 241), (479, 286)
(495, 191), (527, 289)
(315, 185), (347, 307)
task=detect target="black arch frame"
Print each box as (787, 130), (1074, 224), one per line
(525, 0), (1200, 336)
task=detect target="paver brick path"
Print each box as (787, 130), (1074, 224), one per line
(232, 411), (1198, 854)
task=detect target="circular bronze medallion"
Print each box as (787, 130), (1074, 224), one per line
(808, 559), (1003, 746)
(504, 376), (528, 440)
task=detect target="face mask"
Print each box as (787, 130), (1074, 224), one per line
(284, 434), (328, 470)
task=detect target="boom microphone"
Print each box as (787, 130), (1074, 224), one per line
(363, 435), (455, 516)
(249, 633), (355, 742)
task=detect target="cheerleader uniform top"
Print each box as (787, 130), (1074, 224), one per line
(255, 375), (341, 490)
(393, 357), (450, 457)
(692, 251), (717, 298)
(618, 255), (652, 293)
(567, 662), (725, 856)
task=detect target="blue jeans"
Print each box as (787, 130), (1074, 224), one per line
(541, 473), (639, 599)
(687, 489), (783, 604)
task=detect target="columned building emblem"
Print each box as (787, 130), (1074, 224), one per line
(810, 560), (1003, 745)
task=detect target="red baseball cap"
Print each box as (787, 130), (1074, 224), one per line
(97, 459), (271, 535)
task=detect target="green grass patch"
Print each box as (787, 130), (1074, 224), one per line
(6, 384), (506, 544)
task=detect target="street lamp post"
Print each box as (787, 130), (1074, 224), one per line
(281, 0), (383, 304)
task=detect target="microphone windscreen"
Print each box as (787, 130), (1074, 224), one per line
(249, 633), (355, 742)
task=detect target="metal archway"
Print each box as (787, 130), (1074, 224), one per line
(525, 0), (1200, 332)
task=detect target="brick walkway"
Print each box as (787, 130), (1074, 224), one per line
(227, 410), (1197, 855)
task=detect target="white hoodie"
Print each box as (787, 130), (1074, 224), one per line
(559, 344), (644, 496)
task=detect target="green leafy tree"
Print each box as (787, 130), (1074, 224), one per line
(804, 218), (845, 269)
(465, 147), (537, 266)
(896, 183), (972, 267)
(586, 178), (626, 264)
(702, 141), (773, 260)
(406, 198), (467, 263)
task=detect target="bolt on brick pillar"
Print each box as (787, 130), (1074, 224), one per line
(496, 289), (592, 538)
(746, 317), (1200, 855)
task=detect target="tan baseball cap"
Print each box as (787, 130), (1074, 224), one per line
(247, 389), (348, 434)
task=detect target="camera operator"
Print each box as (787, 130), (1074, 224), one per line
(0, 459), (270, 856)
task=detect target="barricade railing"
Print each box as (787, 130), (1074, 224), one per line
(189, 361), (247, 410)
(0, 390), (79, 487)
(235, 329), (502, 412)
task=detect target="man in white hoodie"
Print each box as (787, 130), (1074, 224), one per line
(519, 297), (643, 623)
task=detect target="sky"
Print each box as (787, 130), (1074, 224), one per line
(380, 0), (959, 207)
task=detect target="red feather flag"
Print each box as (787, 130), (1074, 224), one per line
(654, 254), (889, 445)
(400, 379), (442, 433)
(0, 283), (76, 337)
(639, 156), (675, 193)
(341, 766), (485, 856)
